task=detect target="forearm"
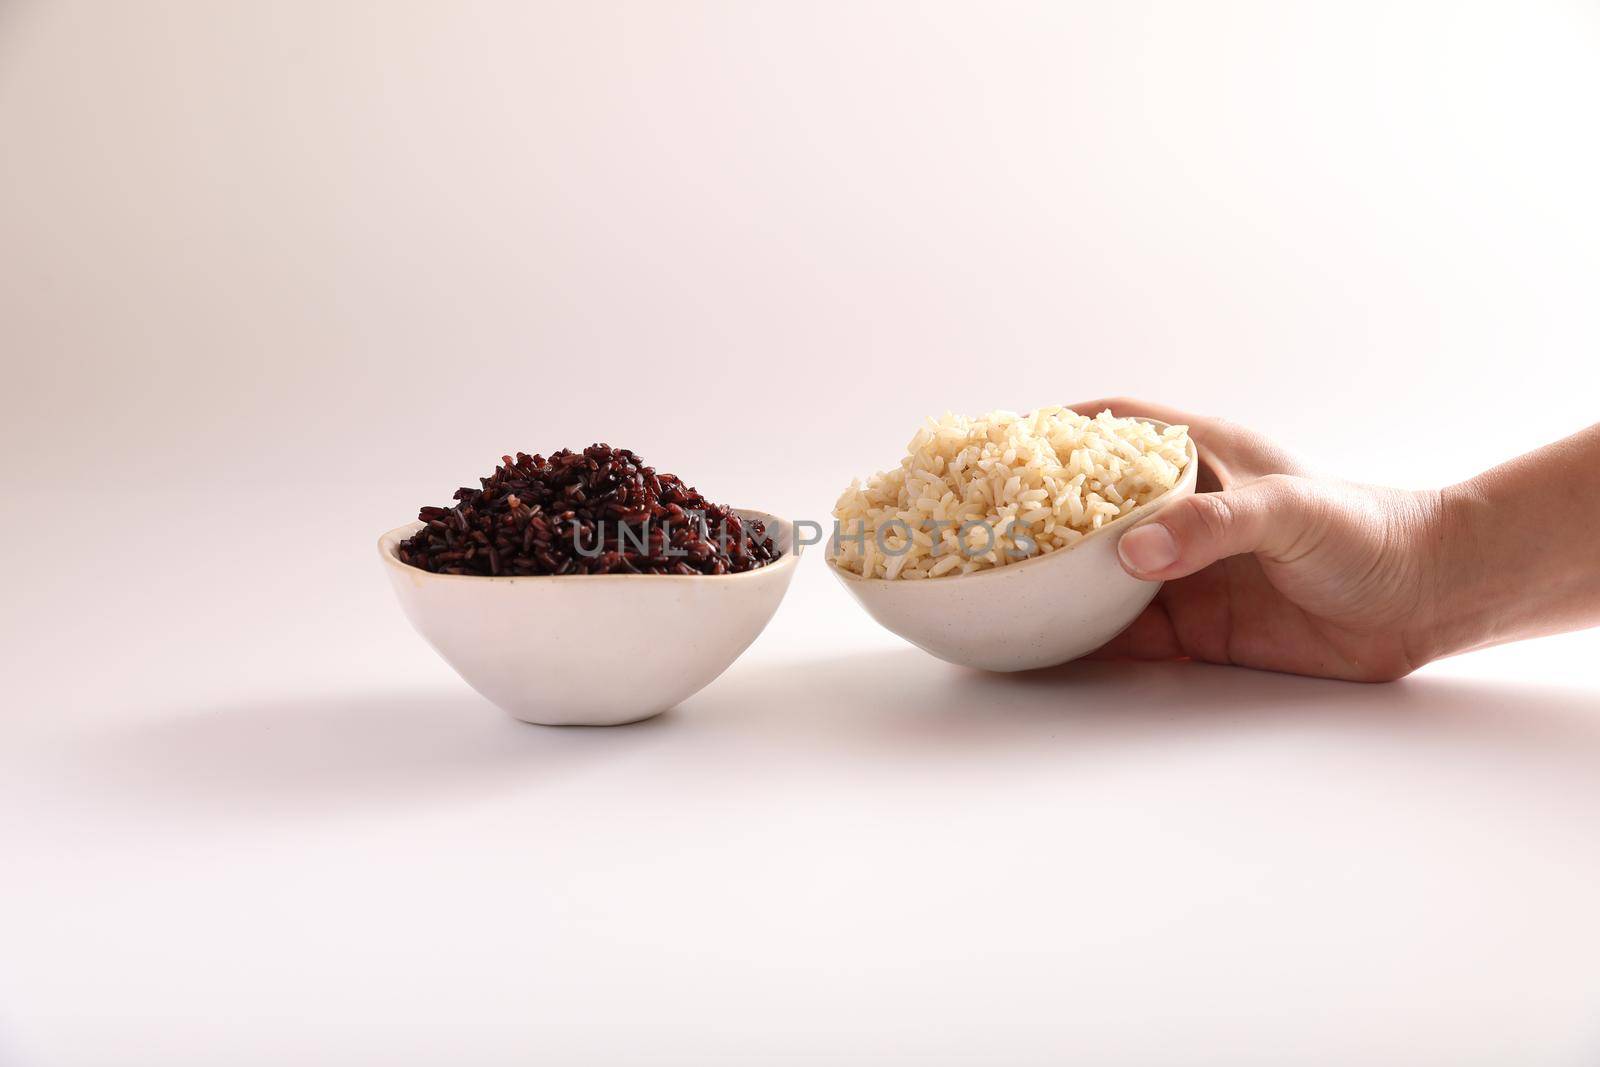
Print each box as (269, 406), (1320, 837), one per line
(1423, 422), (1600, 659)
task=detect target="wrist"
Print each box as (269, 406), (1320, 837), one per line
(1411, 478), (1493, 664)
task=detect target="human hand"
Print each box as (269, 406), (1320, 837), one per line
(1070, 398), (1446, 681)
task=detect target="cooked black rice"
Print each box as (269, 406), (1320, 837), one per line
(396, 445), (780, 577)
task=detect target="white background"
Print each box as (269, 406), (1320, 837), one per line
(3, 2), (1599, 1064)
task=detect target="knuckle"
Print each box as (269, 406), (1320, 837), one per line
(1256, 474), (1321, 519)
(1252, 473), (1308, 518)
(1187, 493), (1235, 542)
(1256, 472), (1301, 497)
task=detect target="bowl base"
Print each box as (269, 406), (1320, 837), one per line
(505, 708), (667, 728)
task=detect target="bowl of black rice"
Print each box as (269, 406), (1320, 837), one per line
(379, 445), (799, 726)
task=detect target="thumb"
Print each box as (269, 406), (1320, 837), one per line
(1115, 474), (1315, 580)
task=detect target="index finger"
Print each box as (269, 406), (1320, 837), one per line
(1066, 396), (1309, 486)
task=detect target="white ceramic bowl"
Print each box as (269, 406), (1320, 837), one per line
(380, 511), (801, 725)
(828, 430), (1199, 672)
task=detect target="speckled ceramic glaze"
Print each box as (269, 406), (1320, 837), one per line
(380, 511), (801, 725)
(828, 428), (1199, 672)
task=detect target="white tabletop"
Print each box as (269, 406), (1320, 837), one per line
(4, 486), (1599, 1066)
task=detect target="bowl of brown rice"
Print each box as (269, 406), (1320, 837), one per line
(827, 407), (1197, 671)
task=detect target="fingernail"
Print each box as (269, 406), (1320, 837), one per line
(1119, 524), (1178, 575)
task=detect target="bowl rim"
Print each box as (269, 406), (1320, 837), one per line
(379, 508), (801, 585)
(825, 426), (1198, 586)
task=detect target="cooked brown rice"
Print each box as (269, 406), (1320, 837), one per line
(831, 407), (1191, 579)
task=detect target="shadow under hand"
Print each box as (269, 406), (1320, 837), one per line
(85, 690), (671, 820)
